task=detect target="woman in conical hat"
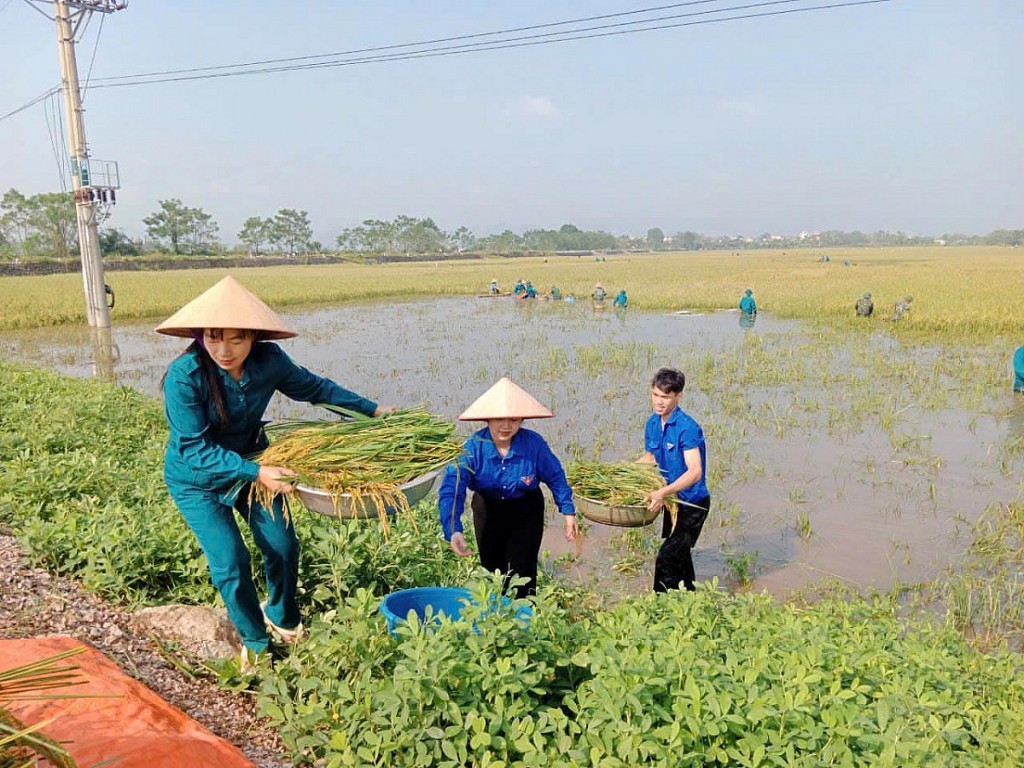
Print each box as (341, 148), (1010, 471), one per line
(437, 378), (577, 598)
(157, 275), (396, 670)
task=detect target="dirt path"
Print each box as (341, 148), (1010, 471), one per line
(0, 534), (290, 768)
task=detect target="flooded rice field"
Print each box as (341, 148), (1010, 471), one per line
(3, 296), (1022, 602)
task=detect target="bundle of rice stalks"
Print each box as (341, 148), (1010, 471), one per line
(1, 647), (87, 768)
(250, 405), (464, 533)
(567, 460), (678, 530)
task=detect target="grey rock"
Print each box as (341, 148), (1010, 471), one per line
(133, 604), (240, 660)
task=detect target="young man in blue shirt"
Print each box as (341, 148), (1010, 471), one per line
(641, 367), (711, 592)
(439, 377), (577, 598)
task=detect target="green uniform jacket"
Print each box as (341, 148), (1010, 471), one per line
(163, 342), (376, 493)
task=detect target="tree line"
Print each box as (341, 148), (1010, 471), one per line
(1, 187), (1021, 262)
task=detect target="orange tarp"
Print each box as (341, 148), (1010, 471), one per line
(0, 636), (256, 768)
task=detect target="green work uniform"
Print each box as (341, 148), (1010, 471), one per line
(163, 342), (377, 653)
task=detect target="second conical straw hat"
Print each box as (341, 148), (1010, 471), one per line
(155, 275), (297, 339)
(458, 377), (554, 421)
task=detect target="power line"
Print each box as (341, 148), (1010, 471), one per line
(44, 89), (70, 194)
(19, 0), (53, 21)
(90, 1), (752, 81)
(0, 85), (62, 122)
(1, 0), (892, 118)
(81, 10), (106, 101)
(87, 0), (892, 90)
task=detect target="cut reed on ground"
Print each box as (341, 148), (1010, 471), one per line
(251, 405), (464, 533)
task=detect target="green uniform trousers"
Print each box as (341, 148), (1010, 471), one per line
(170, 483), (299, 653)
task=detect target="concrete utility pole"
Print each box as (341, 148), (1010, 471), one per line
(52, 0), (126, 328)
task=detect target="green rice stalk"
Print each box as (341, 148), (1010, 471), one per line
(0, 647), (87, 768)
(249, 405), (464, 533)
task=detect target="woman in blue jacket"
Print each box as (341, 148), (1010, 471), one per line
(157, 276), (393, 669)
(438, 378), (577, 597)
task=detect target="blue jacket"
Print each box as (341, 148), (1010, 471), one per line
(438, 427), (575, 539)
(1014, 346), (1024, 392)
(163, 342), (376, 492)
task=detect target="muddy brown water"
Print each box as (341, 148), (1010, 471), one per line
(3, 297), (1020, 602)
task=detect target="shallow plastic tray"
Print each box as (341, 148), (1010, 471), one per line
(295, 470), (439, 519)
(575, 494), (659, 527)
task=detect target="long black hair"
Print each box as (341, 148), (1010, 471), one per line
(160, 336), (232, 428)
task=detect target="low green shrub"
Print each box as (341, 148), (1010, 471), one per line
(260, 582), (1024, 767)
(3, 361), (1023, 767)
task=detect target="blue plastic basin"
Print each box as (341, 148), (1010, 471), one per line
(379, 586), (531, 636)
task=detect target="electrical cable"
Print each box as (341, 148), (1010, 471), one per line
(91, 1), (747, 81)
(1, 0), (892, 119)
(44, 90), (70, 193)
(80, 10), (106, 101)
(19, 0), (53, 21)
(87, 0), (892, 90)
(0, 85), (61, 123)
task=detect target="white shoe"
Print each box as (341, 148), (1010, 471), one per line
(239, 646), (271, 674)
(260, 602), (306, 645)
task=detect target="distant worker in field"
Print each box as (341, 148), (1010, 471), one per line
(548, 286), (562, 300)
(592, 283), (607, 303)
(513, 279), (526, 297)
(739, 289), (757, 315)
(1014, 346), (1024, 393)
(613, 289), (628, 308)
(892, 295), (913, 322)
(523, 281), (538, 299)
(855, 292), (874, 317)
(489, 278), (499, 295)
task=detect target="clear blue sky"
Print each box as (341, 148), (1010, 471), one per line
(1, 0), (1021, 243)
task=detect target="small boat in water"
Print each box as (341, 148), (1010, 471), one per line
(477, 292), (513, 298)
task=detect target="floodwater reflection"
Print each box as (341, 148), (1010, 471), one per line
(90, 327), (119, 383)
(2, 297), (1021, 602)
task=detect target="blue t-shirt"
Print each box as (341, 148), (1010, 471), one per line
(438, 426), (575, 540)
(644, 407), (709, 503)
(163, 342), (376, 492)
(1014, 346), (1024, 392)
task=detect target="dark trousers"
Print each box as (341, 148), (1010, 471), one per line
(471, 489), (545, 598)
(654, 496), (711, 593)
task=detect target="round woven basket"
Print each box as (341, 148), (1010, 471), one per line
(575, 495), (660, 527)
(296, 470), (439, 519)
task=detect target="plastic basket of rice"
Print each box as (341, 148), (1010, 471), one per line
(567, 460), (669, 528)
(574, 495), (660, 527)
(296, 470), (438, 519)
(249, 406), (464, 532)
(379, 586), (532, 636)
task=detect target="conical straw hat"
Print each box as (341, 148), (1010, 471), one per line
(155, 275), (297, 339)
(458, 377), (554, 420)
